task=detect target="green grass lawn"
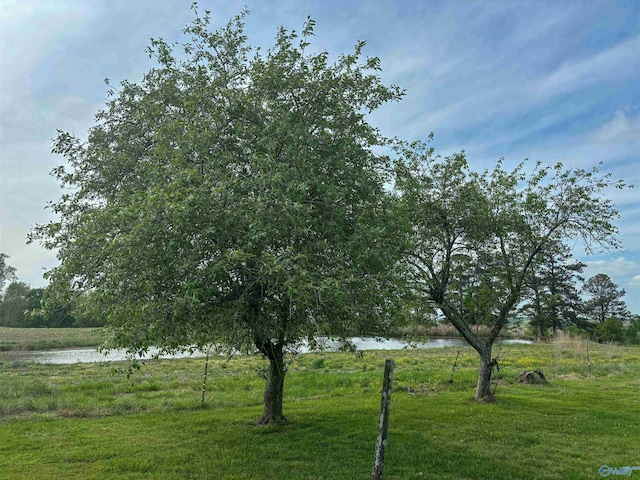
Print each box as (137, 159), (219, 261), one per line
(1, 341), (639, 479)
(0, 327), (106, 351)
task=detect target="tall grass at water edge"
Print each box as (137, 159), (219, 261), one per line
(0, 326), (106, 351)
(394, 323), (519, 339)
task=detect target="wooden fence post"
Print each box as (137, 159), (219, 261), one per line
(372, 359), (395, 480)
(201, 348), (210, 404)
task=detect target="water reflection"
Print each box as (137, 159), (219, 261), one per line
(5, 337), (531, 365)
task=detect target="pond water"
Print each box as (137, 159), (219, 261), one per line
(4, 337), (531, 365)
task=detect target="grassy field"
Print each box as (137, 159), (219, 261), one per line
(1, 338), (639, 479)
(0, 327), (105, 351)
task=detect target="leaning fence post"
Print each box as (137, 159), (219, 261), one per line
(372, 359), (395, 480)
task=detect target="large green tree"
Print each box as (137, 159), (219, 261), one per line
(30, 9), (404, 423)
(395, 140), (627, 399)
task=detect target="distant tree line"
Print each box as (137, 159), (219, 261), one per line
(0, 281), (104, 328)
(0, 255), (103, 328)
(521, 267), (635, 343)
(403, 271), (638, 345)
(516, 240), (635, 342)
(1, 250), (635, 342)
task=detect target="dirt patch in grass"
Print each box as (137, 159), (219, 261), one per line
(396, 382), (446, 396)
(557, 373), (580, 380)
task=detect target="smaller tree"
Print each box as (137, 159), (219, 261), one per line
(396, 139), (629, 400)
(581, 274), (629, 324)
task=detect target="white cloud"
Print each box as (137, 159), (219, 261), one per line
(592, 110), (640, 144)
(392, 34), (640, 147)
(533, 34), (640, 99)
(584, 257), (640, 279)
(630, 275), (640, 286)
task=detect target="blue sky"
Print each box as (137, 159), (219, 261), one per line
(1, 0), (639, 312)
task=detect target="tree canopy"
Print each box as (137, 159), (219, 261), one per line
(29, 8), (405, 423)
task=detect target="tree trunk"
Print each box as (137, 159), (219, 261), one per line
(475, 346), (496, 400)
(538, 320), (545, 339)
(255, 338), (287, 425)
(436, 306), (500, 400)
